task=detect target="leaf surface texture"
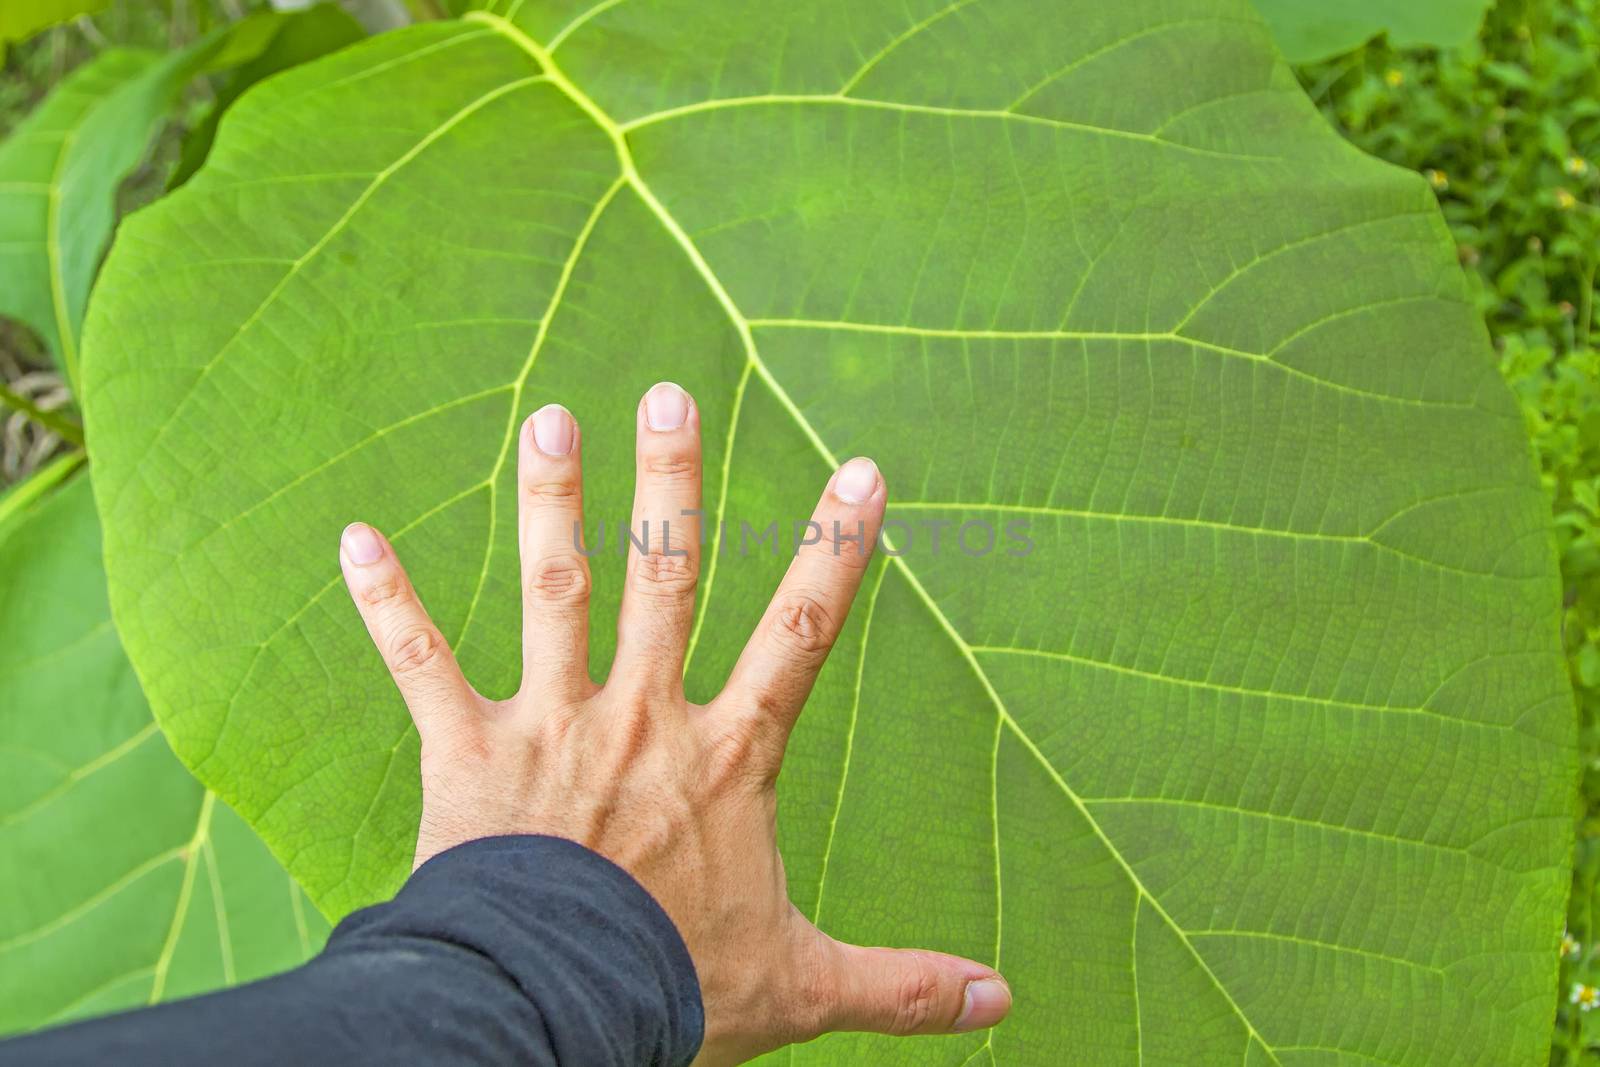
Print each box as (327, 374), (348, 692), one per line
(81, 3), (1573, 1062)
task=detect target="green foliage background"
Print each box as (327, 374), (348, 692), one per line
(0, 0), (1596, 1060)
(1250, 0), (1492, 63)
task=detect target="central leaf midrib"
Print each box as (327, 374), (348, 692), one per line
(464, 11), (1284, 1060)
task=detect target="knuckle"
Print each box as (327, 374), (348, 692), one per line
(823, 529), (874, 569)
(522, 476), (581, 504)
(530, 703), (583, 748)
(630, 550), (697, 598)
(626, 800), (681, 857)
(614, 696), (655, 751)
(359, 575), (408, 608)
(641, 454), (698, 481)
(748, 686), (794, 729)
(387, 627), (448, 677)
(769, 593), (836, 659)
(527, 555), (591, 602)
(892, 956), (943, 1035)
(703, 717), (775, 787)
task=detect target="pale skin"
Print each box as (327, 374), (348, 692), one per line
(337, 381), (1012, 1065)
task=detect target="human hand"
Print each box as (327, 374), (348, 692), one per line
(337, 382), (1011, 1064)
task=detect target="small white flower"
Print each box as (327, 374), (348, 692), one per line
(1563, 932), (1581, 959)
(1571, 983), (1600, 1011)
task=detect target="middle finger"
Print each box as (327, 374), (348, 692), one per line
(611, 381), (702, 696)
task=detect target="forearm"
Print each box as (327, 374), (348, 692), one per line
(1, 836), (703, 1067)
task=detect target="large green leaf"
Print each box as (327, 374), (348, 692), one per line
(1249, 0), (1492, 63)
(0, 466), (328, 1035)
(82, 2), (1572, 1062)
(0, 39), (218, 387)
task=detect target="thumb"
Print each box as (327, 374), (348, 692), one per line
(823, 940), (1012, 1037)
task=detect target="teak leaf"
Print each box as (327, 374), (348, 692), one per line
(0, 469), (327, 1035)
(0, 39), (217, 387)
(81, 2), (1574, 1062)
(1249, 0), (1492, 63)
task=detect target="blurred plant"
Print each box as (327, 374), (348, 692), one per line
(0, 327), (72, 482)
(0, 0), (256, 481)
(1304, 2), (1600, 1061)
(0, 0), (367, 485)
(1250, 0), (1492, 64)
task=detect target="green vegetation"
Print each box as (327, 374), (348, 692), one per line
(1300, 4), (1600, 1057)
(0, 1), (106, 59)
(0, 0), (346, 1037)
(78, 2), (1570, 1063)
(0, 0), (262, 485)
(1253, 0), (1492, 63)
(0, 0), (1592, 1062)
(0, 464), (328, 1031)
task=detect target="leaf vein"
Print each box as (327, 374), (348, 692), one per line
(1005, 17), (1249, 112)
(463, 13), (1287, 1057)
(120, 72), (548, 518)
(148, 792), (217, 1002)
(453, 175), (627, 651)
(809, 560), (887, 926)
(547, 0), (632, 52)
(970, 643), (1518, 729)
(1187, 928), (1446, 977)
(617, 92), (1278, 162)
(838, 0), (983, 95)
(748, 317), (1477, 410)
(683, 360), (753, 675)
(0, 722), (160, 828)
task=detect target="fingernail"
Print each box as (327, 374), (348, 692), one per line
(833, 457), (879, 504)
(531, 403), (574, 455)
(954, 978), (1011, 1032)
(342, 523), (383, 566)
(644, 381), (688, 431)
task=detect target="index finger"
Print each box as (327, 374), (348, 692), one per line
(339, 522), (477, 740)
(717, 457), (885, 748)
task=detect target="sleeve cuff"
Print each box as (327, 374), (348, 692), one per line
(333, 834), (704, 1066)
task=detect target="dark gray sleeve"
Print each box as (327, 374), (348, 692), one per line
(0, 835), (704, 1067)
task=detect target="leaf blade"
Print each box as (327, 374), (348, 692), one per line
(0, 473), (325, 1035)
(81, 4), (1574, 1062)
